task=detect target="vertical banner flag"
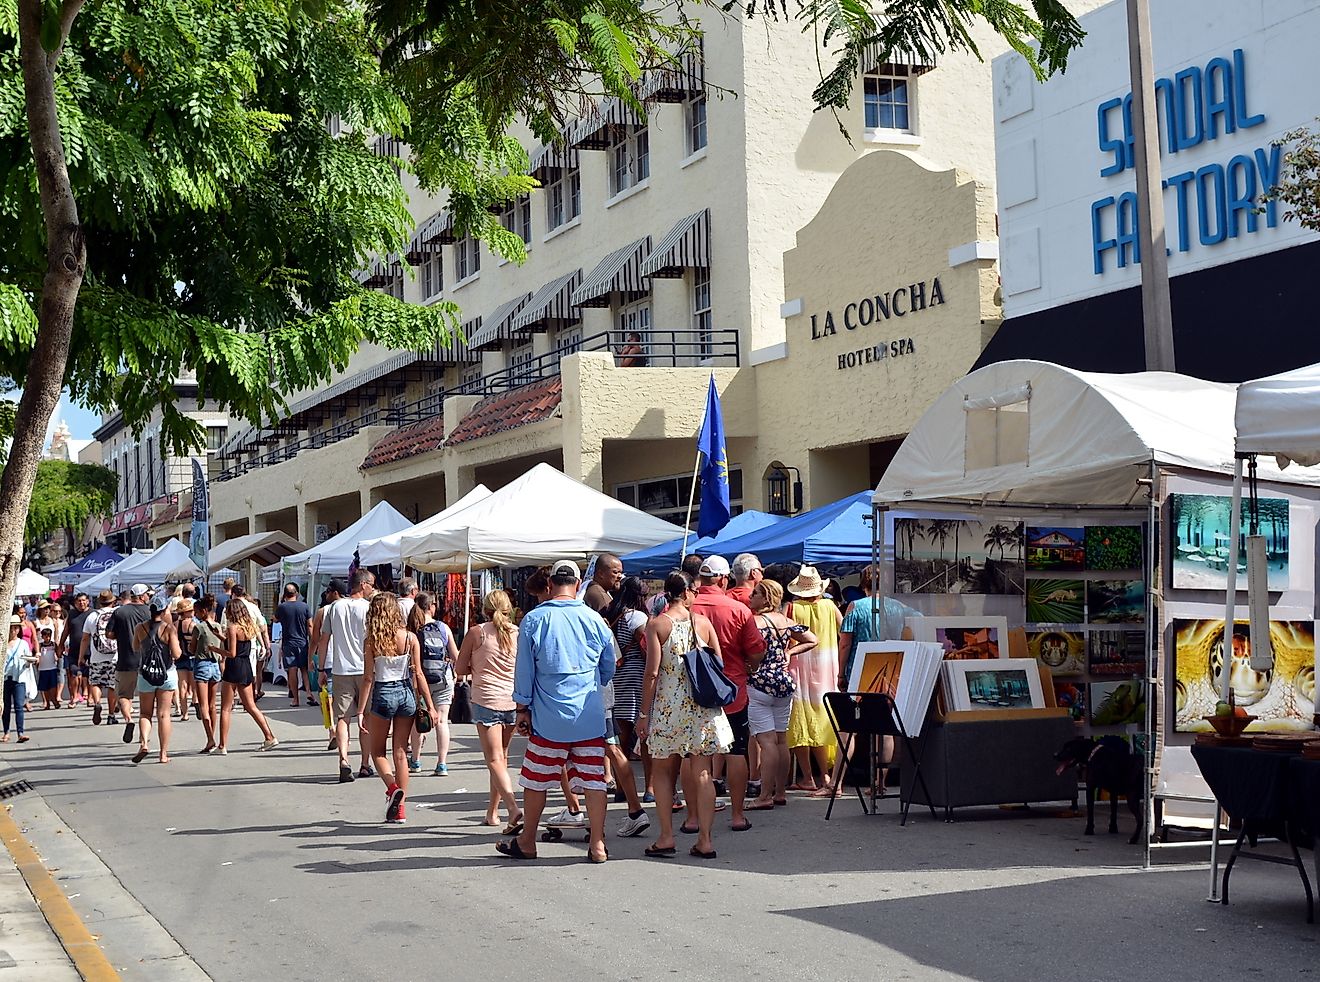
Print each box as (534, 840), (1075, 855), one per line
(696, 375), (731, 538)
(189, 457), (210, 577)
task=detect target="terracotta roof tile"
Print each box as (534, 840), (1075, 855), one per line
(361, 414), (447, 470)
(447, 377), (563, 446)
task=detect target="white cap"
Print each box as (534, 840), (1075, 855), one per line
(130, 583), (151, 597)
(549, 559), (581, 579)
(698, 555), (731, 577)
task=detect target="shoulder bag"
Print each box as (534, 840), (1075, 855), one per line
(682, 617), (736, 709)
(406, 636), (433, 734)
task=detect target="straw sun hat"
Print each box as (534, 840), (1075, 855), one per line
(787, 565), (829, 598)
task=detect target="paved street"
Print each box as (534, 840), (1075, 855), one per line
(3, 702), (1319, 981)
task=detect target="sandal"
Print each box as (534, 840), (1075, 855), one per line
(746, 801), (776, 811)
(689, 846), (717, 860)
(495, 838), (537, 860)
(586, 848), (609, 864)
(358, 765), (374, 778)
(730, 819), (752, 832)
(132, 748), (148, 763)
(644, 844), (677, 858)
(16, 736), (29, 744)
(679, 823), (699, 835)
(501, 819), (526, 836)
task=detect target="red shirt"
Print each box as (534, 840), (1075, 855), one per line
(726, 585), (754, 610)
(690, 585), (766, 713)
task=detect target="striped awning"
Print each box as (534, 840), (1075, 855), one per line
(433, 318), (479, 365)
(512, 269), (582, 333)
(569, 97), (643, 151)
(571, 237), (651, 308)
(467, 293), (532, 351)
(416, 210), (456, 247)
(638, 40), (704, 103)
(641, 209), (709, 279)
(354, 257), (392, 289)
(528, 140), (580, 182)
(860, 34), (938, 76)
(406, 212), (445, 261)
(283, 351), (422, 420)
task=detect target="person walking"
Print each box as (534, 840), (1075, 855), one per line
(784, 566), (841, 793)
(638, 571), (731, 860)
(455, 590), (523, 832)
(603, 576), (650, 837)
(406, 593), (456, 776)
(746, 579), (815, 809)
(275, 585), (314, 707)
(190, 595), (225, 753)
(310, 580), (345, 752)
(2, 615), (38, 743)
(58, 593), (89, 706)
(497, 561), (615, 864)
(324, 570), (374, 781)
(130, 595), (181, 764)
(172, 598), (197, 722)
(107, 585), (152, 744)
(364, 592), (437, 824)
(80, 590), (118, 726)
(218, 597), (278, 754)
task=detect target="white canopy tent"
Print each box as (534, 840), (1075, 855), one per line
(110, 539), (200, 588)
(357, 485), (491, 566)
(15, 568), (49, 597)
(201, 530), (307, 576)
(80, 548), (156, 594)
(399, 463), (684, 572)
(279, 501), (411, 580)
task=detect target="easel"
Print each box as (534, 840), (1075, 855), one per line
(822, 691), (936, 825)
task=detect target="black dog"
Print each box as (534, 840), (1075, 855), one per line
(1054, 736), (1144, 844)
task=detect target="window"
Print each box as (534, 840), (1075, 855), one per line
(206, 424), (227, 452)
(864, 70), (913, 132)
(546, 167), (581, 231)
(386, 274), (405, 300)
(685, 94), (707, 155)
(134, 444), (142, 503)
(421, 251), (443, 300)
(964, 390), (1030, 472)
(326, 114), (343, 137)
(609, 127), (649, 197)
(510, 342), (535, 385)
(692, 268), (712, 360)
(500, 197), (532, 246)
(556, 327), (582, 356)
(146, 438), (155, 499)
(615, 467), (743, 528)
(460, 364), (483, 394)
(455, 234), (481, 282)
(617, 298), (651, 352)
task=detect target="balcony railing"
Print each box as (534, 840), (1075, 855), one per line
(216, 329), (739, 480)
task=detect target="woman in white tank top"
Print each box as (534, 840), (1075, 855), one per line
(364, 593), (438, 825)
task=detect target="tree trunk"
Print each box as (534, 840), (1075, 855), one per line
(0, 0), (87, 618)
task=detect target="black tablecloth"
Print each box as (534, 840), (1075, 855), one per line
(1287, 757), (1320, 840)
(1191, 744), (1294, 822)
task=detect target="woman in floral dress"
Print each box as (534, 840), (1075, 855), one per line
(638, 570), (731, 861)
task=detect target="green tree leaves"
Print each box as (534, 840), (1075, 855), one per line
(25, 459), (117, 544)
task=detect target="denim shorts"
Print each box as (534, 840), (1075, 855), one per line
(136, 667), (179, 694)
(471, 701), (516, 727)
(369, 680), (416, 720)
(193, 660), (221, 683)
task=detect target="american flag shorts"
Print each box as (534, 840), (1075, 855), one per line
(518, 733), (607, 793)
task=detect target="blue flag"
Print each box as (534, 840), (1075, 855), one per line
(188, 458), (210, 578)
(696, 375), (731, 538)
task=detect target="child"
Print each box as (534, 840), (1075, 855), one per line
(37, 628), (60, 709)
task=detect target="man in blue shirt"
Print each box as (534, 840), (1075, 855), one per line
(498, 559), (615, 864)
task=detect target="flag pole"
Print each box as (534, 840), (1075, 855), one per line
(679, 450), (703, 563)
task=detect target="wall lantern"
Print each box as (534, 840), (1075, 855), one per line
(765, 462), (802, 517)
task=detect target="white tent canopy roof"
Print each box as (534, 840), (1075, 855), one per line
(357, 486), (492, 566)
(1235, 362), (1320, 467)
(115, 539), (200, 587)
(400, 463), (684, 571)
(79, 548), (156, 594)
(874, 360), (1320, 510)
(280, 501), (412, 578)
(15, 568), (49, 597)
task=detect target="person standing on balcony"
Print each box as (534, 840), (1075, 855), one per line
(615, 332), (648, 368)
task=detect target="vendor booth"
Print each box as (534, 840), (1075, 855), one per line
(57, 545), (124, 586)
(203, 531), (307, 576)
(869, 360), (1320, 866)
(357, 485), (491, 567)
(275, 501), (410, 580)
(15, 568), (50, 598)
(79, 548), (155, 593)
(620, 509), (786, 576)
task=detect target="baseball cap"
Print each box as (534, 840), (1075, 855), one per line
(130, 583), (151, 598)
(149, 593), (171, 614)
(549, 559), (581, 580)
(698, 555), (731, 577)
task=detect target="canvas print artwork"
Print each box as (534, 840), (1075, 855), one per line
(1090, 680), (1146, 726)
(1088, 629), (1145, 677)
(943, 658), (1045, 711)
(1086, 579), (1145, 624)
(910, 617), (1009, 660)
(1085, 526), (1144, 571)
(893, 518), (1024, 595)
(1027, 629), (1086, 676)
(1169, 493), (1290, 591)
(853, 646), (905, 696)
(1026, 578), (1085, 623)
(1026, 527), (1086, 572)
(1173, 618), (1315, 733)
(1053, 680), (1087, 723)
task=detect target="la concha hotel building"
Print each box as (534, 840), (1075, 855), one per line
(154, 3), (1112, 556)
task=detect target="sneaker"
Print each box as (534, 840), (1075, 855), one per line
(434, 763), (448, 777)
(747, 780), (763, 798)
(407, 758), (421, 774)
(713, 779), (728, 797)
(215, 746), (228, 756)
(714, 797), (729, 812)
(258, 738), (280, 752)
(385, 786), (405, 823)
(546, 806), (586, 828)
(339, 765), (355, 784)
(92, 704), (102, 726)
(642, 791), (656, 804)
(616, 812), (651, 838)
(388, 803), (407, 825)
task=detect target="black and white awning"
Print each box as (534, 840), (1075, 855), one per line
(641, 210), (709, 279)
(528, 140), (581, 182)
(468, 293), (533, 351)
(638, 39), (704, 103)
(512, 269), (582, 333)
(860, 34), (938, 76)
(571, 238), (651, 308)
(569, 97), (643, 151)
(406, 212), (447, 261)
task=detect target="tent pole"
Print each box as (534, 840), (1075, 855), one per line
(1143, 460), (1158, 872)
(872, 505), (887, 643)
(679, 450), (703, 562)
(1207, 455), (1245, 901)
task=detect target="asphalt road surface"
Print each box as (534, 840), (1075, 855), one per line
(5, 701), (1318, 981)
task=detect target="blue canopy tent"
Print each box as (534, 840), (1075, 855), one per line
(57, 544), (125, 585)
(702, 491), (874, 570)
(620, 510), (786, 576)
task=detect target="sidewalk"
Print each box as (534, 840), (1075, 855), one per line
(0, 809), (82, 981)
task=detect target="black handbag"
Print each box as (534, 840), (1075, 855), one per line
(449, 680), (473, 724)
(682, 619), (736, 709)
(407, 640), (433, 733)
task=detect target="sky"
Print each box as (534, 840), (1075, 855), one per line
(2, 388), (101, 458)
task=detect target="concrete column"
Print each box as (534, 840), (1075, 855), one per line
(297, 503), (315, 546)
(445, 461), (477, 499)
(559, 352), (608, 490)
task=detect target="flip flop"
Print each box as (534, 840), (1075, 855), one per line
(679, 823), (699, 835)
(730, 820), (753, 832)
(131, 748), (148, 763)
(689, 846), (717, 860)
(644, 844), (677, 858)
(745, 801), (775, 811)
(501, 820), (526, 836)
(16, 736), (29, 744)
(495, 838), (536, 860)
(586, 849), (609, 864)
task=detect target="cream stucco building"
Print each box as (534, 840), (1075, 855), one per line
(200, 5), (1105, 552)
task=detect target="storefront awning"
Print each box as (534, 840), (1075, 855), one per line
(638, 40), (704, 103)
(641, 209), (709, 279)
(468, 294), (533, 351)
(512, 269), (582, 333)
(860, 35), (938, 75)
(280, 350), (432, 424)
(569, 97), (643, 151)
(406, 211), (447, 261)
(528, 140), (580, 182)
(571, 237), (651, 308)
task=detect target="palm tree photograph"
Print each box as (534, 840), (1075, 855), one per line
(893, 518), (1024, 595)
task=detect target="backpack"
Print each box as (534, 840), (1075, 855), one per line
(92, 609), (117, 656)
(138, 624), (170, 687)
(417, 621), (452, 685)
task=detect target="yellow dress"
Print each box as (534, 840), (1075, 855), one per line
(787, 598), (838, 762)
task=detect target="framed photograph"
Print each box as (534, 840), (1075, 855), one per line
(1086, 579), (1145, 624)
(1088, 628), (1144, 677)
(848, 643), (911, 696)
(1089, 680), (1145, 726)
(943, 658), (1045, 711)
(1026, 527), (1085, 572)
(1027, 629), (1086, 676)
(1172, 618), (1316, 733)
(893, 518), (1024, 596)
(1169, 493), (1290, 590)
(909, 616), (1009, 660)
(1053, 680), (1087, 722)
(1026, 578), (1085, 623)
(847, 641), (947, 737)
(1085, 526), (1143, 571)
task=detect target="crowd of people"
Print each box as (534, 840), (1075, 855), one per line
(4, 553), (915, 861)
